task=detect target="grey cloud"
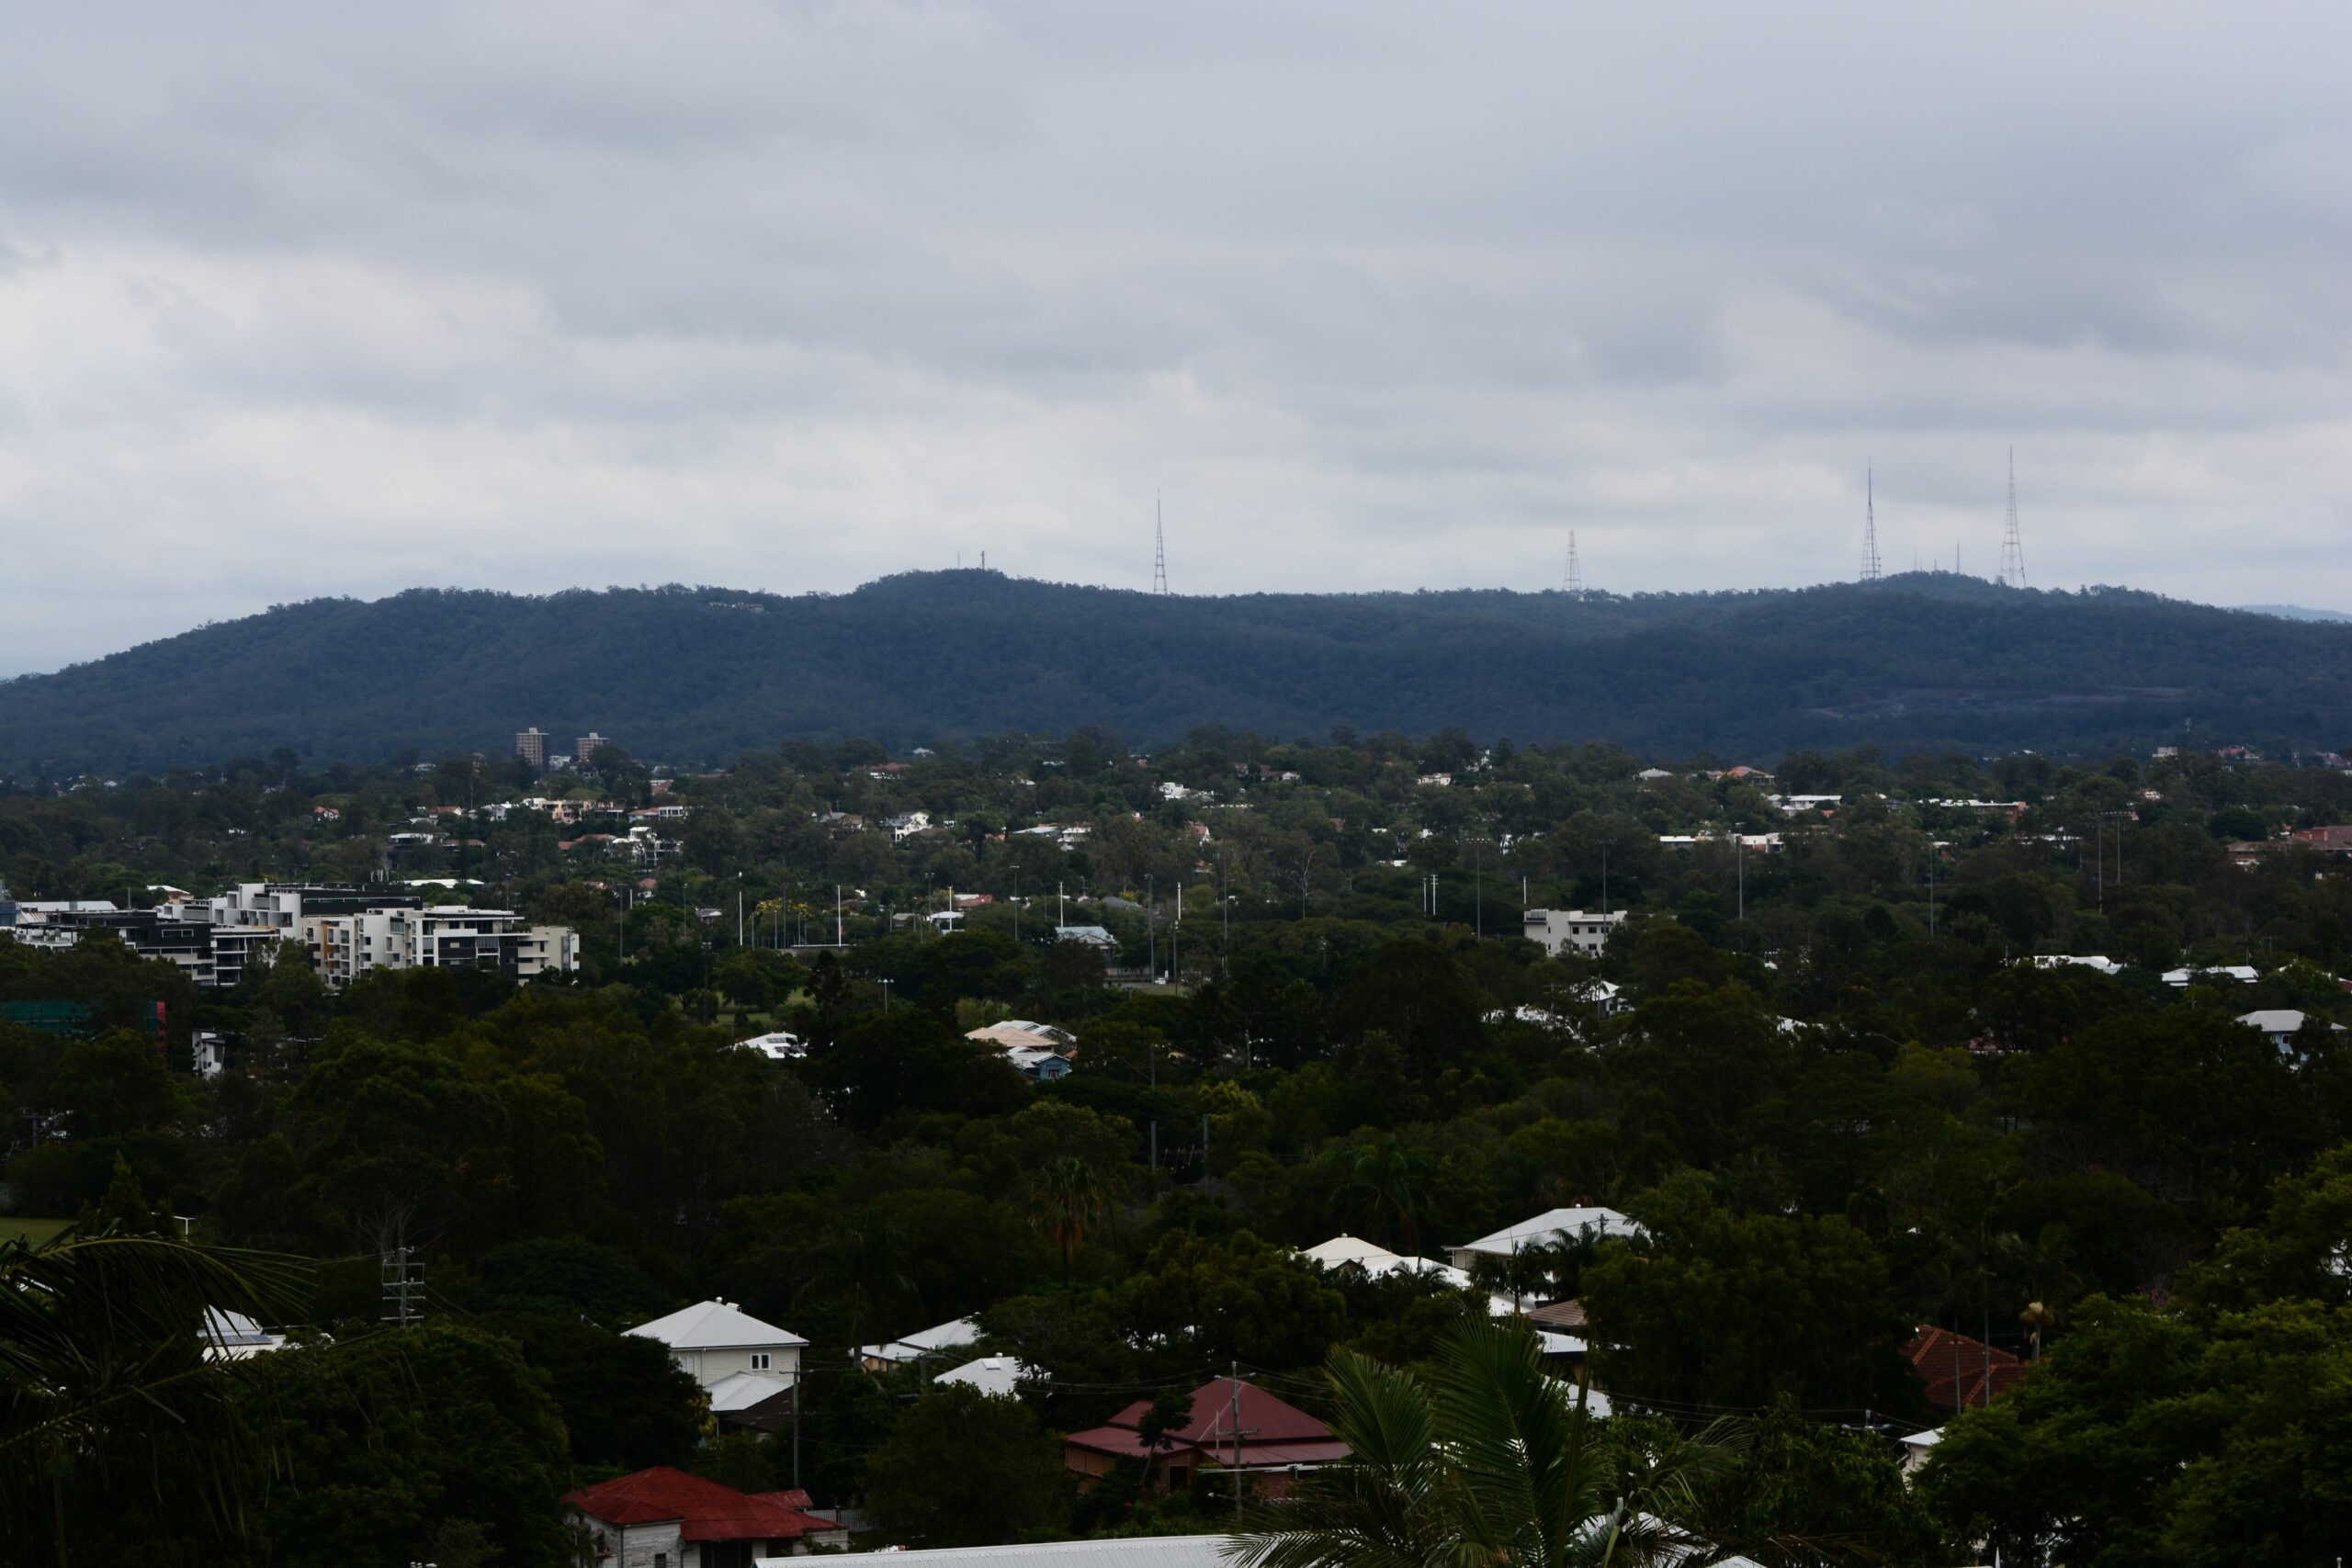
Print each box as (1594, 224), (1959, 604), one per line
(1, 1), (2347, 675)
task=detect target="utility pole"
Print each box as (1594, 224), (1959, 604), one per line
(1736, 829), (1746, 925)
(1600, 842), (1610, 917)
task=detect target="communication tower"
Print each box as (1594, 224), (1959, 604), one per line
(1999, 448), (2027, 588)
(1153, 496), (1170, 594)
(1861, 467), (1883, 583)
(1565, 533), (1584, 599)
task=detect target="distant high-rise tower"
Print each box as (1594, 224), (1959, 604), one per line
(515, 728), (548, 770)
(1565, 533), (1584, 599)
(1999, 448), (2027, 588)
(1861, 467), (1883, 583)
(1153, 496), (1169, 594)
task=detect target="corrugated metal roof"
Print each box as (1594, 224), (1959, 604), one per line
(865, 1536), (1235, 1568)
(628, 1299), (808, 1350)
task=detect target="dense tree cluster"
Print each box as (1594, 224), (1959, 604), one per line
(6, 728), (2352, 1562)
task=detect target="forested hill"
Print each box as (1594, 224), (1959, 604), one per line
(3, 570), (2347, 772)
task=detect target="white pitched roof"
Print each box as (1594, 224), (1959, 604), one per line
(706, 1370), (796, 1412)
(847, 1537), (1234, 1568)
(1300, 1235), (1514, 1314)
(933, 1355), (1041, 1397)
(628, 1299), (807, 1350)
(1455, 1207), (1644, 1256)
(859, 1315), (981, 1364)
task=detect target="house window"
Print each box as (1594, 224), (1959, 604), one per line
(751, 1351), (770, 1371)
(654, 1556), (667, 1568)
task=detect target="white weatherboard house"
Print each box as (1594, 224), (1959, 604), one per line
(1447, 1207), (1645, 1273)
(628, 1299), (807, 1393)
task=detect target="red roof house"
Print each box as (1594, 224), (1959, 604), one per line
(1905, 1325), (2030, 1414)
(1065, 1377), (1350, 1497)
(565, 1466), (846, 1563)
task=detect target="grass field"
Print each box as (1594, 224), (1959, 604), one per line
(2, 1216), (74, 1246)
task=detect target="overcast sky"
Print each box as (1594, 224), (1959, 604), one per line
(4, 2), (2347, 676)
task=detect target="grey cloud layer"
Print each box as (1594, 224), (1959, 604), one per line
(3, 1), (2346, 674)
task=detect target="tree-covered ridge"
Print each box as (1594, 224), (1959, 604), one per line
(3, 570), (2347, 773)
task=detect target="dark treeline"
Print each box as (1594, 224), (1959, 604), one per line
(6, 729), (2352, 1562)
(4, 570), (2350, 773)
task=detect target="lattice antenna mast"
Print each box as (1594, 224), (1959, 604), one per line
(1861, 466), (1883, 583)
(1152, 494), (1170, 594)
(1999, 447), (2027, 588)
(1565, 532), (1584, 599)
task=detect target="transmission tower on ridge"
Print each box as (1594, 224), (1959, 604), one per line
(1861, 466), (1883, 583)
(1153, 496), (1170, 594)
(1565, 532), (1584, 599)
(1999, 448), (2027, 588)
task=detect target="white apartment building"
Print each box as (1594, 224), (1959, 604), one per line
(1521, 908), (1626, 958)
(203, 884), (576, 989)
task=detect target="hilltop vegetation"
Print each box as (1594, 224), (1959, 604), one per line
(3, 570), (2348, 773)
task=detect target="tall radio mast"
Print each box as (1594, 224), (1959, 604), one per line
(1999, 449), (2027, 588)
(1861, 466), (1883, 583)
(1152, 495), (1170, 594)
(1565, 533), (1584, 599)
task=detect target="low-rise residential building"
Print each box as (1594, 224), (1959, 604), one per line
(1904, 1324), (2029, 1414)
(1065, 1377), (1350, 1495)
(859, 1316), (981, 1371)
(933, 1355), (1040, 1398)
(627, 1300), (808, 1427)
(565, 1467), (846, 1565)
(1521, 908), (1626, 958)
(1447, 1207), (1644, 1273)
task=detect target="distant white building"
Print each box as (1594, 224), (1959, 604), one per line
(736, 1030), (808, 1061)
(1521, 908), (1626, 958)
(2239, 1010), (2344, 1053)
(2031, 954), (2122, 976)
(933, 1355), (1041, 1398)
(859, 1315), (981, 1371)
(2164, 964), (2259, 987)
(1300, 1234), (1512, 1315)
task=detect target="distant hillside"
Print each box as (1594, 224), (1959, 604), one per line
(2, 571), (2347, 773)
(2242, 603), (2352, 625)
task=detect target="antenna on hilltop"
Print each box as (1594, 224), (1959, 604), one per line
(1999, 448), (2027, 588)
(1153, 495), (1170, 595)
(1861, 466), (1883, 583)
(1565, 533), (1584, 599)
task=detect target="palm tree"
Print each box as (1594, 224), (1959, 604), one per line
(1227, 1319), (1737, 1568)
(1329, 1137), (1435, 1254)
(1031, 1156), (1106, 1282)
(795, 1214), (919, 1354)
(0, 1222), (310, 1564)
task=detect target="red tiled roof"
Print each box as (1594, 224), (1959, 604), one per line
(1904, 1325), (2030, 1413)
(1069, 1378), (1351, 1470)
(566, 1467), (835, 1543)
